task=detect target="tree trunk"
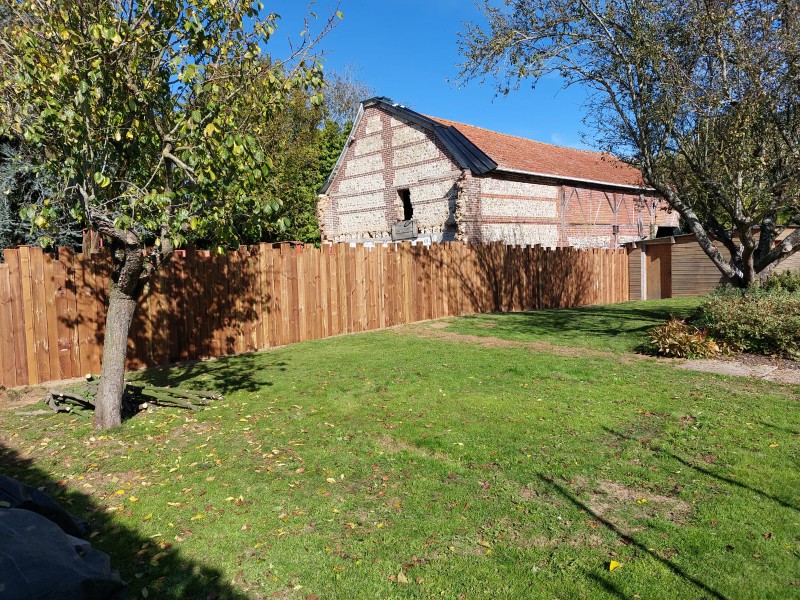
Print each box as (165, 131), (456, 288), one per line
(93, 282), (138, 429)
(92, 242), (146, 430)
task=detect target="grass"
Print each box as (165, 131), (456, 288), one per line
(1, 298), (798, 599)
(444, 297), (703, 353)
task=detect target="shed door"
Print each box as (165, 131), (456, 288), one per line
(646, 245), (672, 299)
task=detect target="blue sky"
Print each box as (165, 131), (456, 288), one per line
(273, 1), (594, 150)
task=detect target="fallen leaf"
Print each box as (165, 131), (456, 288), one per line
(397, 572), (409, 584)
(609, 560), (623, 572)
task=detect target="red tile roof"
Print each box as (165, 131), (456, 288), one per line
(428, 116), (647, 189)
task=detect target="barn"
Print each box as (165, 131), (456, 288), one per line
(318, 97), (678, 247)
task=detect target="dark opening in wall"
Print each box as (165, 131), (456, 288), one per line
(398, 188), (413, 220)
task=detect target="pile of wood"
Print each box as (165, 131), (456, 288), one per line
(40, 379), (223, 416)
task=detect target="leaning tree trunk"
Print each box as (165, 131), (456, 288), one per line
(93, 284), (138, 428)
(93, 245), (146, 430)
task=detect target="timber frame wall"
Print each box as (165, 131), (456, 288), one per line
(0, 242), (629, 388)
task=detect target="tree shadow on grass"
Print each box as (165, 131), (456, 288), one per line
(583, 570), (628, 599)
(0, 441), (249, 600)
(602, 426), (799, 513)
(129, 351), (290, 396)
(756, 419), (800, 437)
(537, 473), (729, 600)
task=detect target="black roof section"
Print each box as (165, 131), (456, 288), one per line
(319, 97), (498, 194)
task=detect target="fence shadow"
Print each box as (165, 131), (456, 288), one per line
(132, 352), (289, 396)
(0, 440), (249, 600)
(455, 244), (601, 314)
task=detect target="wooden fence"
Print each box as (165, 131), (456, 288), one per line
(0, 242), (629, 388)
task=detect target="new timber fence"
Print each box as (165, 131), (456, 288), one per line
(0, 242), (629, 388)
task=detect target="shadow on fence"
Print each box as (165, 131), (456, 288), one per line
(0, 242), (628, 388)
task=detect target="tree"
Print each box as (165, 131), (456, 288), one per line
(245, 67), (369, 244)
(322, 65), (373, 129)
(1, 141), (83, 250)
(459, 0), (800, 286)
(0, 0), (340, 428)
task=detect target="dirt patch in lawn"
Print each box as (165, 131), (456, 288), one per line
(374, 434), (451, 463)
(575, 479), (693, 534)
(0, 385), (48, 409)
(0, 376), (88, 411)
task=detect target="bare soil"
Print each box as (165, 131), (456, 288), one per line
(0, 376), (86, 411)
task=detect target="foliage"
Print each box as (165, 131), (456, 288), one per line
(0, 142), (82, 250)
(458, 0), (800, 287)
(322, 65), (373, 128)
(251, 95), (352, 244)
(0, 0), (340, 428)
(0, 0), (337, 258)
(647, 317), (724, 358)
(761, 269), (800, 294)
(1, 316), (798, 598)
(699, 286), (800, 358)
(247, 67), (367, 245)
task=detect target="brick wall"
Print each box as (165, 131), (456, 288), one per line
(319, 104), (678, 247)
(320, 106), (464, 243)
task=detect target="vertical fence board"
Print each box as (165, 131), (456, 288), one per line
(5, 251), (29, 386)
(281, 245), (293, 346)
(254, 245), (266, 349)
(269, 247), (283, 346)
(53, 250), (75, 380)
(41, 253), (62, 379)
(28, 248), (51, 382)
(89, 254), (108, 375)
(0, 264), (16, 386)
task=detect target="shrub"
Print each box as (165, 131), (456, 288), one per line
(761, 269), (800, 294)
(699, 287), (800, 359)
(648, 318), (725, 358)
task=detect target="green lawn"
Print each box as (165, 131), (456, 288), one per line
(1, 298), (798, 599)
(443, 297), (703, 353)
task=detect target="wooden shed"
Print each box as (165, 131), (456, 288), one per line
(627, 231), (800, 300)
